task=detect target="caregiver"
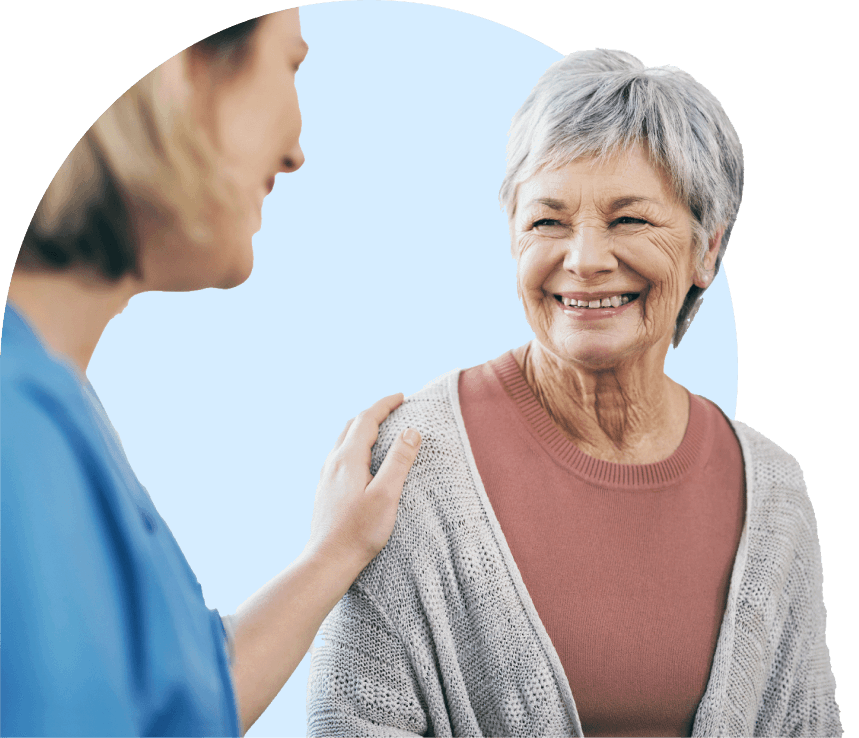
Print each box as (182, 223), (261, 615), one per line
(1, 9), (421, 736)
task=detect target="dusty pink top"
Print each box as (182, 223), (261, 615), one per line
(458, 351), (746, 737)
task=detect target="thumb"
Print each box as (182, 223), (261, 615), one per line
(367, 428), (422, 498)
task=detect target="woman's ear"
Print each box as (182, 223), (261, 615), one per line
(693, 229), (724, 288)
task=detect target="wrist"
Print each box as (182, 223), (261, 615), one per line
(298, 538), (372, 590)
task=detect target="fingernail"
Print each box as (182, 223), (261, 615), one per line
(403, 428), (421, 447)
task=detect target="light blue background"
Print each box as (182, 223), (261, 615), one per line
(89, 2), (738, 735)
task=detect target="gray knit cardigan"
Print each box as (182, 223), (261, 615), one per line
(307, 370), (842, 737)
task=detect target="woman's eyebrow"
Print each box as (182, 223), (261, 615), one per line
(526, 197), (567, 211)
(524, 195), (664, 213)
(609, 195), (662, 210)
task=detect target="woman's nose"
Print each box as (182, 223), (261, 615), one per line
(280, 144), (305, 173)
(563, 227), (616, 279)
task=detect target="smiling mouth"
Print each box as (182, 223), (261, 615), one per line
(554, 293), (640, 309)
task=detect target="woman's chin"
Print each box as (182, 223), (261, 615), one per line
(200, 231), (256, 290)
(550, 333), (644, 371)
(148, 248), (255, 292)
(216, 251), (255, 290)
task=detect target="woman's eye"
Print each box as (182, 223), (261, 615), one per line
(532, 218), (562, 228)
(614, 216), (648, 226)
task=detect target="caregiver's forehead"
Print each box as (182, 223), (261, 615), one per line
(263, 9), (309, 48)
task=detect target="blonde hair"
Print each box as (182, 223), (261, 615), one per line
(19, 19), (260, 280)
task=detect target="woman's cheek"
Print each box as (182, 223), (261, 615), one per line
(657, 233), (698, 306)
(515, 237), (555, 330)
(644, 238), (695, 337)
(514, 235), (542, 295)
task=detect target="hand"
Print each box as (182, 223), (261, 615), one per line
(305, 393), (421, 570)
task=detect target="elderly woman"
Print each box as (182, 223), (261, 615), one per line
(1, 10), (423, 736)
(307, 50), (841, 737)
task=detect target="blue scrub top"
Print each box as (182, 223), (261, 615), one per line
(1, 304), (240, 737)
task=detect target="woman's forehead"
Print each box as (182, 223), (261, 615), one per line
(517, 148), (678, 210)
(260, 8), (307, 48)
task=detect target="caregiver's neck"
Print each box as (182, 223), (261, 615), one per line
(513, 341), (690, 465)
(8, 267), (138, 377)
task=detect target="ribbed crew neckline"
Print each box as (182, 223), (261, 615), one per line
(490, 350), (711, 488)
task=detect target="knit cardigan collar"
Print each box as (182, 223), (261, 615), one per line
(309, 369), (841, 737)
(449, 366), (746, 735)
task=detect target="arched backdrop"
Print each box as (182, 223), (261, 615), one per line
(1, 2), (854, 737)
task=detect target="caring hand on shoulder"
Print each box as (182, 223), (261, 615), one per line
(305, 393), (421, 570)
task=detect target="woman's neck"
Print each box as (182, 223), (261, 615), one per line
(512, 341), (690, 464)
(7, 268), (139, 376)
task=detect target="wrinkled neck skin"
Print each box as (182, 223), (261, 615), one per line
(512, 340), (689, 465)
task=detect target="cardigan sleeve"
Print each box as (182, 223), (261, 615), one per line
(777, 507), (842, 738)
(740, 438), (844, 738)
(307, 582), (429, 737)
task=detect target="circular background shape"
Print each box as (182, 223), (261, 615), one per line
(80, 3), (738, 735)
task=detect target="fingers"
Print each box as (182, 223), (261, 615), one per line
(367, 428), (422, 498)
(344, 393), (405, 448)
(362, 393), (405, 427)
(331, 392), (405, 460)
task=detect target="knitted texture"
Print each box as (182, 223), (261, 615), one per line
(307, 371), (841, 738)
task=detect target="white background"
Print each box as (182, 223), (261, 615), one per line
(5, 3), (738, 735)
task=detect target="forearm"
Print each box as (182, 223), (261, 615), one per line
(228, 398), (421, 734)
(229, 545), (368, 734)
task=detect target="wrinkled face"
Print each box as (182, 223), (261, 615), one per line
(512, 145), (716, 370)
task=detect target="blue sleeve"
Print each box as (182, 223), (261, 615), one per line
(2, 386), (143, 736)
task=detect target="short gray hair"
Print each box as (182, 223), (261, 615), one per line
(500, 49), (744, 346)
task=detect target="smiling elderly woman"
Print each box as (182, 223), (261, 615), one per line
(307, 50), (842, 737)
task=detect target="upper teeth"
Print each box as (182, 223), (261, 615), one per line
(560, 295), (631, 308)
